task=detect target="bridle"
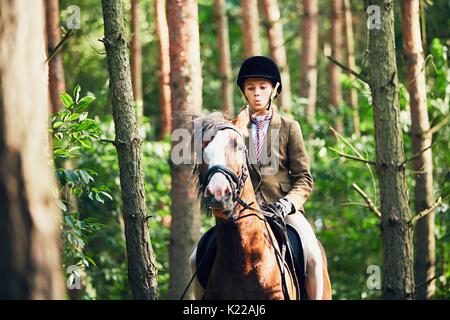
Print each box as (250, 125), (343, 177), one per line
(200, 124), (249, 215)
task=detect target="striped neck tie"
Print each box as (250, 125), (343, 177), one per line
(251, 109), (273, 164)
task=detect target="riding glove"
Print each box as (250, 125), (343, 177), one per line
(273, 197), (296, 218)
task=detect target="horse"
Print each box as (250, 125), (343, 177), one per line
(189, 110), (332, 300)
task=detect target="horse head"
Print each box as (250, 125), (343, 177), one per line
(192, 109), (250, 220)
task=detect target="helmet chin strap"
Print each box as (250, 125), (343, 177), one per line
(265, 82), (280, 110)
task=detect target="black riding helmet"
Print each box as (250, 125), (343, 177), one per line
(237, 56), (282, 97)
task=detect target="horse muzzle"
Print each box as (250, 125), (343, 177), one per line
(205, 192), (234, 214)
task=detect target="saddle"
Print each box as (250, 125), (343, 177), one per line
(195, 221), (308, 300)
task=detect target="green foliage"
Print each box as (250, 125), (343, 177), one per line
(51, 86), (101, 159)
(426, 39), (450, 298)
(291, 80), (383, 299)
(51, 86), (110, 299)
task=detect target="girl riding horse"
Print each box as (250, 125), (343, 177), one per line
(189, 56), (331, 300)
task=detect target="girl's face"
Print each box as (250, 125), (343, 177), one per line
(243, 78), (274, 115)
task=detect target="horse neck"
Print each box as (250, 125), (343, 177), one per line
(214, 174), (272, 269)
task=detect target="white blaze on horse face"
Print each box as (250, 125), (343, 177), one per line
(203, 130), (232, 200)
(204, 130), (228, 167)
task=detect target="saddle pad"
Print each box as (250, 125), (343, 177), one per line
(195, 224), (307, 300)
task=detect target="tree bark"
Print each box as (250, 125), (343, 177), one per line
(155, 0), (172, 138)
(215, 0), (234, 116)
(0, 0), (65, 299)
(330, 0), (344, 133)
(45, 0), (66, 114)
(101, 0), (158, 300)
(300, 0), (319, 121)
(241, 0), (261, 57)
(401, 0), (435, 300)
(166, 0), (202, 300)
(130, 0), (143, 119)
(367, 0), (414, 299)
(343, 0), (360, 137)
(261, 0), (292, 112)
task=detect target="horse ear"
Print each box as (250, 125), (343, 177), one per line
(231, 106), (250, 138)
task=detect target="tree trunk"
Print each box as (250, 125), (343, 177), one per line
(330, 0), (344, 133)
(215, 0), (234, 116)
(155, 0), (172, 139)
(166, 0), (202, 300)
(401, 0), (435, 300)
(0, 0), (65, 299)
(45, 0), (66, 114)
(367, 0), (414, 299)
(300, 0), (319, 121)
(343, 0), (360, 137)
(101, 0), (158, 300)
(261, 0), (292, 112)
(130, 0), (143, 119)
(241, 0), (261, 57)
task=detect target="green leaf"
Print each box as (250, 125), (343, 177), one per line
(64, 169), (79, 182)
(76, 96), (95, 111)
(79, 139), (93, 150)
(53, 121), (64, 128)
(94, 192), (104, 204)
(100, 191), (113, 201)
(68, 146), (81, 155)
(74, 121), (90, 132)
(84, 255), (97, 268)
(57, 200), (67, 212)
(53, 148), (68, 156)
(68, 113), (80, 121)
(82, 257), (90, 268)
(79, 170), (93, 185)
(79, 112), (88, 122)
(73, 85), (81, 103)
(83, 217), (99, 224)
(96, 185), (110, 191)
(60, 92), (74, 108)
(55, 132), (64, 141)
(64, 215), (74, 227)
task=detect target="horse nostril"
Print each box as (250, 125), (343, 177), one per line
(204, 186), (212, 197)
(224, 185), (231, 196)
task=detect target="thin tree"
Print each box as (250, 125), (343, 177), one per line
(300, 0), (319, 121)
(367, 0), (414, 299)
(101, 0), (158, 300)
(261, 0), (292, 112)
(167, 0), (203, 300)
(329, 0), (344, 133)
(215, 0), (234, 116)
(45, 0), (66, 113)
(241, 0), (261, 57)
(401, 0), (436, 299)
(0, 0), (65, 299)
(343, 0), (360, 137)
(131, 0), (143, 119)
(155, 0), (172, 138)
